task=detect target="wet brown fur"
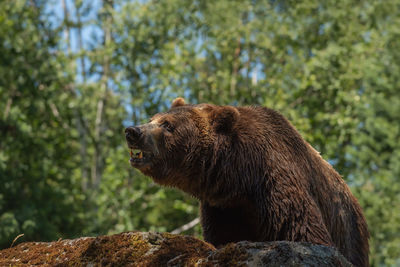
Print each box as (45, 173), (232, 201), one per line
(127, 98), (369, 267)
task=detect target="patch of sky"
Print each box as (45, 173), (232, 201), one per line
(328, 158), (338, 166)
(318, 22), (332, 36)
(253, 59), (266, 82)
(183, 88), (191, 100)
(194, 33), (207, 56)
(45, 0), (103, 85)
(123, 105), (134, 127)
(287, 45), (293, 56)
(238, 51), (265, 84)
(362, 31), (371, 43)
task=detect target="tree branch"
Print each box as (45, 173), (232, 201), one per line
(171, 217), (200, 235)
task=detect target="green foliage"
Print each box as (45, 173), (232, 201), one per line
(0, 0), (85, 247)
(0, 0), (399, 265)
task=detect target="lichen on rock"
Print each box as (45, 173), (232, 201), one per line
(0, 231), (352, 266)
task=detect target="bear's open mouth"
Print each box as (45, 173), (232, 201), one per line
(129, 148), (153, 167)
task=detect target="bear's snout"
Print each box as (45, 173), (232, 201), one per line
(125, 124), (157, 150)
(125, 126), (141, 140)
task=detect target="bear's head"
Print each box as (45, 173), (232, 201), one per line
(125, 98), (240, 195)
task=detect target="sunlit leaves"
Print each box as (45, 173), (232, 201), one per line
(1, 1), (399, 265)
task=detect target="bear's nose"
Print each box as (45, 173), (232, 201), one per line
(125, 126), (142, 140)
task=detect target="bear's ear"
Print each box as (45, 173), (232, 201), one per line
(210, 106), (239, 133)
(171, 97), (186, 108)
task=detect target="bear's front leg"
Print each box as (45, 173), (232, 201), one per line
(200, 201), (261, 247)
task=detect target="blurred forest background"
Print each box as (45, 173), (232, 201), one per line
(0, 0), (399, 265)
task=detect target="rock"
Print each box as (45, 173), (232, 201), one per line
(0, 232), (214, 267)
(197, 241), (352, 267)
(0, 232), (352, 266)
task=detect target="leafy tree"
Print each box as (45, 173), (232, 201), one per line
(113, 0), (400, 265)
(1, 1), (399, 265)
(0, 0), (85, 247)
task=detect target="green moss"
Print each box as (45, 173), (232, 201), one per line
(160, 232), (176, 240)
(130, 233), (151, 261)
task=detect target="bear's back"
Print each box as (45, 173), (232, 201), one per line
(232, 106), (369, 266)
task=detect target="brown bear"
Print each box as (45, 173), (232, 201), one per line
(125, 98), (369, 267)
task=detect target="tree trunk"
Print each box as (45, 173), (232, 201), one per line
(91, 0), (113, 189)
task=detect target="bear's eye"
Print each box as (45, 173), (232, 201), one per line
(161, 121), (174, 132)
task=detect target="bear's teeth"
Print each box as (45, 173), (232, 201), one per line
(130, 149), (143, 159)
